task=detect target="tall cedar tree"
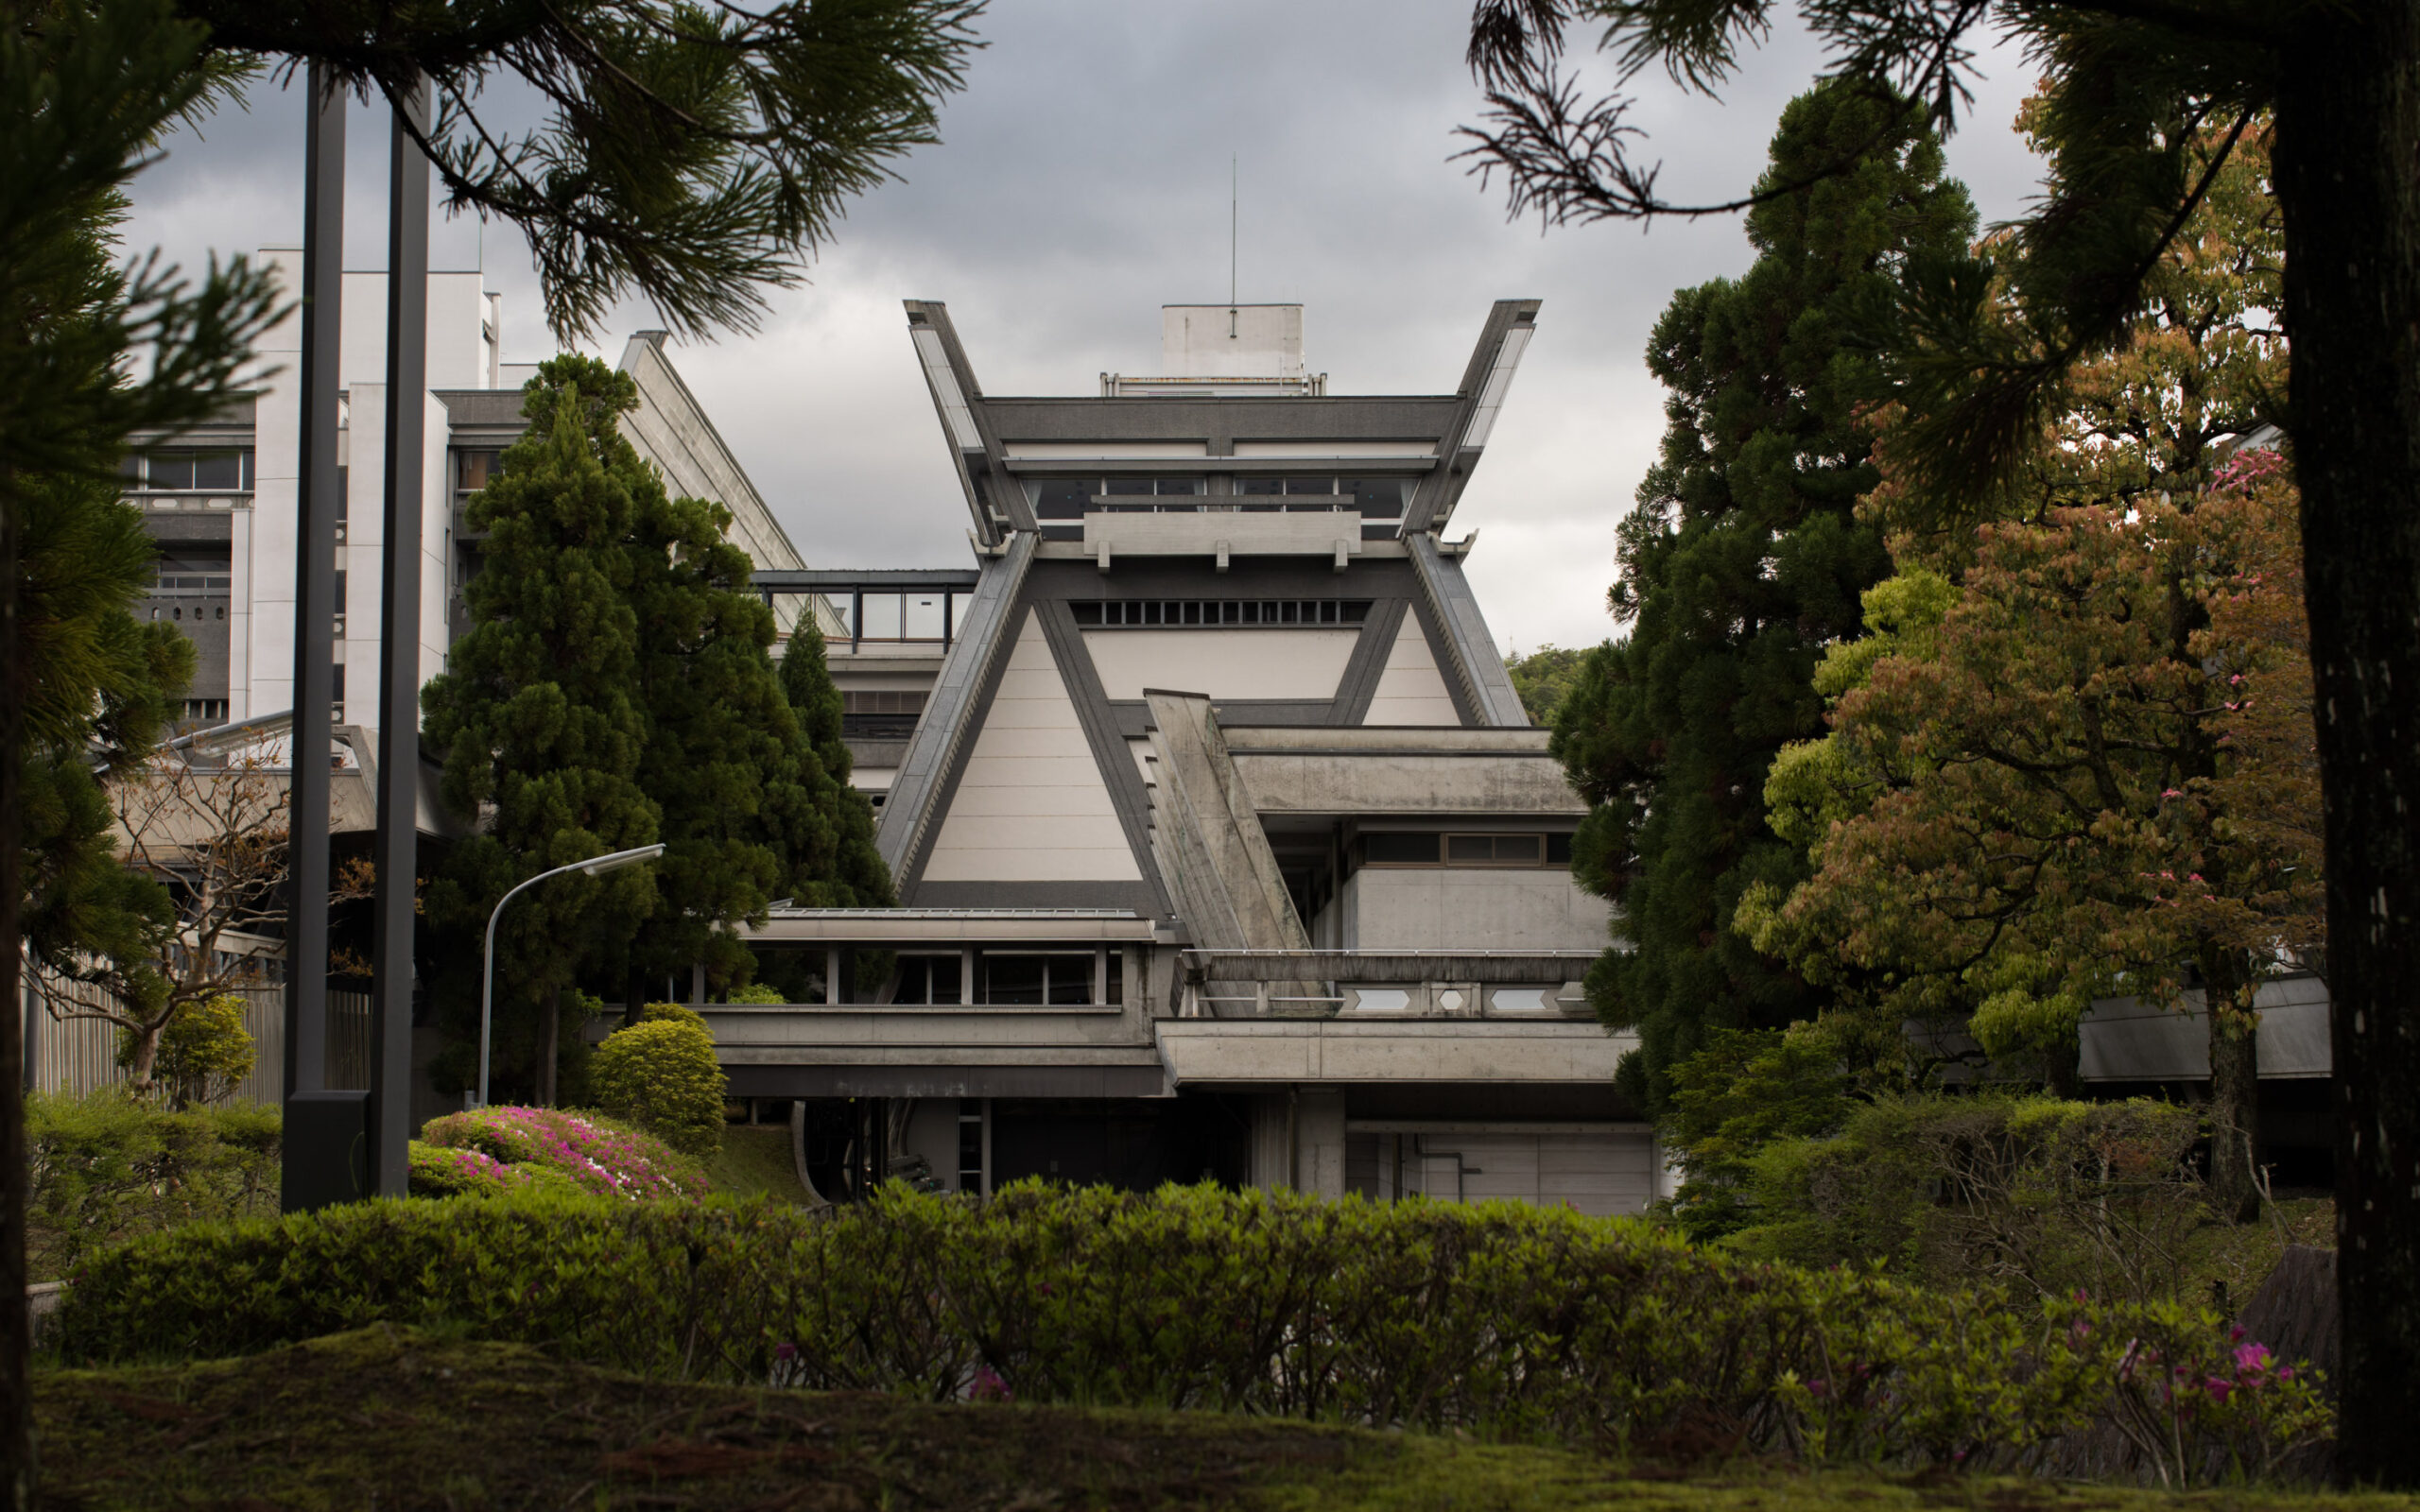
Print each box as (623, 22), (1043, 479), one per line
(1458, 0), (2420, 1474)
(421, 359), (662, 1106)
(1550, 82), (1973, 1113)
(618, 374), (892, 1002)
(774, 610), (891, 910)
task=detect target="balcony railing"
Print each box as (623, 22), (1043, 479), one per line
(1175, 949), (1599, 1021)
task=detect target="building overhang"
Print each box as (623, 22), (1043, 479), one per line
(739, 908), (1160, 945)
(1155, 1020), (1632, 1087)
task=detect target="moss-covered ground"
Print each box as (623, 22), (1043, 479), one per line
(30, 1328), (2413, 1511)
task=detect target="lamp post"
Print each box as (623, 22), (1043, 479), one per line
(475, 843), (665, 1108)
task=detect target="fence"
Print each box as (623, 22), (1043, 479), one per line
(28, 978), (372, 1106)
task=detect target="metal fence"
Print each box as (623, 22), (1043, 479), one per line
(28, 978), (372, 1106)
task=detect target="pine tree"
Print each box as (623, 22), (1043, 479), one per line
(421, 358), (662, 1106)
(1549, 81), (1974, 1114)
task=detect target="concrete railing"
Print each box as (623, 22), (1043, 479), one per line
(1175, 949), (1596, 1022)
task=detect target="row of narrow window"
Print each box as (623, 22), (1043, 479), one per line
(1071, 599), (1371, 627)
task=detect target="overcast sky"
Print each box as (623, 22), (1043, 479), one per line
(125, 3), (2048, 656)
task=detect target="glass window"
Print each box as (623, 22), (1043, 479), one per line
(1547, 833), (1574, 864)
(333, 570), (347, 618)
(147, 452), (194, 490)
(1444, 833), (1547, 866)
(1346, 479), (1409, 516)
(894, 954), (963, 1005)
(457, 450), (502, 491)
(1283, 477), (1335, 495)
(983, 954), (1046, 1006)
(858, 593), (904, 640)
(1035, 479), (1093, 518)
(192, 451), (242, 490)
(118, 453), (143, 483)
(1102, 476), (1155, 495)
(1154, 477), (1202, 496)
(1238, 476), (1285, 495)
(1364, 833), (1442, 865)
(950, 593), (975, 635)
(904, 593), (946, 640)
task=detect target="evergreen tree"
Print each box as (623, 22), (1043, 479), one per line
(421, 358), (662, 1106)
(773, 610), (890, 910)
(620, 387), (801, 999)
(1549, 82), (1974, 1114)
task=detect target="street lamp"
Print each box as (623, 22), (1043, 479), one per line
(475, 843), (666, 1108)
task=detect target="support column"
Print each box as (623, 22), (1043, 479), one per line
(369, 77), (430, 1199)
(282, 65), (344, 1214)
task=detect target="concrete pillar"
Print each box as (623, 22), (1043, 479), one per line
(1296, 1090), (1347, 1199)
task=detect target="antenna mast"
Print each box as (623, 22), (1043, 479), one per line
(1230, 155), (1237, 307)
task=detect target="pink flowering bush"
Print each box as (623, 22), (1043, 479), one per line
(417, 1106), (707, 1201)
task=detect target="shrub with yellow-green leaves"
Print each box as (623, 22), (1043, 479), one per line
(587, 1014), (726, 1156)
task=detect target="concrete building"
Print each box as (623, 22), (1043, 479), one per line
(125, 253), (802, 747)
(736, 301), (1651, 1211)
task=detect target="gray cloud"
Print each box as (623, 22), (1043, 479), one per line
(126, 4), (2046, 655)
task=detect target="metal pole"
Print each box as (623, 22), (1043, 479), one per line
(282, 64), (343, 1212)
(370, 77), (430, 1197)
(476, 845), (664, 1108)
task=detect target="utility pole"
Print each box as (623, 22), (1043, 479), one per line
(371, 77), (431, 1196)
(281, 63), (344, 1212)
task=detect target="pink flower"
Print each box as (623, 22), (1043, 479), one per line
(2235, 1342), (2273, 1373)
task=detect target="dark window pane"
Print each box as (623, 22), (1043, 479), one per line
(1284, 477), (1334, 495)
(118, 453), (142, 482)
(1445, 834), (1495, 863)
(337, 466), (350, 522)
(1349, 479), (1409, 516)
(1238, 476), (1284, 495)
(1365, 833), (1440, 865)
(1036, 479), (1092, 518)
(1105, 950), (1123, 1005)
(334, 570), (347, 617)
(457, 450), (501, 490)
(1155, 477), (1201, 496)
(1046, 955), (1091, 1005)
(983, 954), (1046, 1005)
(1547, 833), (1574, 863)
(147, 452), (194, 490)
(931, 954), (961, 1005)
(1494, 834), (1545, 864)
(193, 451), (241, 490)
(241, 448), (255, 490)
(1102, 477), (1154, 495)
(331, 663), (345, 702)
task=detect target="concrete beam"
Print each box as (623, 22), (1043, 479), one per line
(1155, 1019), (1632, 1085)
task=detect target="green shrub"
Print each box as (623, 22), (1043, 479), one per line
(418, 1105), (706, 1200)
(119, 994), (258, 1109)
(25, 1089), (279, 1279)
(587, 1017), (726, 1156)
(52, 1182), (2330, 1483)
(1729, 1094), (2208, 1304)
(723, 984), (786, 1005)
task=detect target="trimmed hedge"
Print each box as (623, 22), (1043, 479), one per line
(25, 1090), (279, 1278)
(51, 1183), (2326, 1481)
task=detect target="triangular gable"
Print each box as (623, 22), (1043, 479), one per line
(1361, 615), (1461, 726)
(921, 610), (1144, 882)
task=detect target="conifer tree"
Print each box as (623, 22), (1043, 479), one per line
(772, 610), (890, 910)
(620, 411), (800, 998)
(1549, 81), (1974, 1113)
(421, 358), (662, 1105)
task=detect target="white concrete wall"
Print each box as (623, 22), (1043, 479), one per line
(923, 611), (1142, 882)
(1081, 628), (1358, 701)
(1162, 304), (1303, 378)
(1343, 868), (1612, 952)
(1362, 617), (1460, 726)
